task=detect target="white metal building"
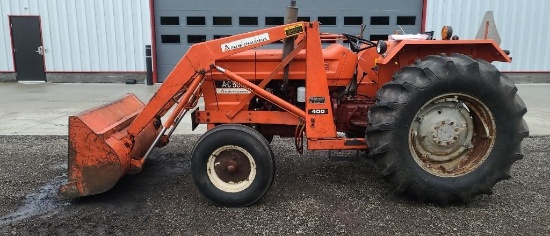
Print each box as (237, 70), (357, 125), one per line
(0, 0), (548, 83)
(0, 0), (151, 82)
(425, 0), (550, 73)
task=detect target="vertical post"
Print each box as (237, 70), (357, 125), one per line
(145, 45), (153, 85)
(281, 0), (298, 92)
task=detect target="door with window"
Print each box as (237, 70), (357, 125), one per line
(10, 16), (46, 82)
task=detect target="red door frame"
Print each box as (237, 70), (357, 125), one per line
(421, 0), (427, 32)
(8, 15), (47, 78)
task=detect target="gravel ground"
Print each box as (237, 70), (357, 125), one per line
(0, 135), (548, 235)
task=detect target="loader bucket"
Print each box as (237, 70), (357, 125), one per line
(58, 94), (159, 200)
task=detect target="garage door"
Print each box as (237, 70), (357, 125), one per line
(154, 0), (423, 82)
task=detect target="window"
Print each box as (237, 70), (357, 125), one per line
(397, 16), (416, 25)
(239, 17), (258, 26)
(265, 17), (284, 25)
(187, 17), (206, 26)
(318, 16), (336, 25)
(213, 17), (232, 25)
(370, 34), (387, 41)
(160, 16), (179, 26)
(371, 16), (389, 25)
(187, 35), (206, 43)
(214, 35), (231, 39)
(161, 35), (180, 44)
(344, 16), (363, 25)
(297, 16), (310, 22)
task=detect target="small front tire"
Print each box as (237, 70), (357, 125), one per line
(191, 124), (275, 207)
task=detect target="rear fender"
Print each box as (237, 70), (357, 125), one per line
(369, 40), (511, 88)
(377, 40), (511, 66)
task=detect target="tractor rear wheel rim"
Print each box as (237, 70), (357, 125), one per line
(409, 93), (496, 177)
(207, 145), (256, 192)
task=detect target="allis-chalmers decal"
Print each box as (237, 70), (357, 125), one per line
(215, 80), (251, 94)
(221, 33), (270, 52)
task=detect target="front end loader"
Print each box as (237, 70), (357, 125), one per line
(59, 18), (528, 206)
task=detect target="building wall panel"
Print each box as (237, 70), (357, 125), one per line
(426, 0), (549, 72)
(0, 0), (151, 72)
(154, 0), (423, 81)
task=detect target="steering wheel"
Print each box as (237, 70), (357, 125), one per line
(342, 33), (377, 53)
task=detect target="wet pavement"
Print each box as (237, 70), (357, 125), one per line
(0, 82), (549, 234)
(0, 135), (548, 235)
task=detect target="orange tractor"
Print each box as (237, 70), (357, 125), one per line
(58, 15), (528, 206)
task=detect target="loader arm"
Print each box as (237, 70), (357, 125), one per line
(58, 22), (311, 199)
(127, 22), (308, 138)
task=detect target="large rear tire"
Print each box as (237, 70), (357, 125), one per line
(191, 124), (275, 207)
(366, 54), (529, 204)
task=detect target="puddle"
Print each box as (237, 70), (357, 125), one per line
(50, 163), (66, 170)
(0, 176), (69, 226)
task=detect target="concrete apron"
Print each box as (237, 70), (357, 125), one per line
(0, 83), (206, 135)
(2, 72), (549, 83)
(0, 83), (548, 136)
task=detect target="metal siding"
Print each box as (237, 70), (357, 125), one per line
(426, 0), (549, 72)
(0, 1), (15, 71)
(0, 0), (151, 72)
(154, 0), (423, 81)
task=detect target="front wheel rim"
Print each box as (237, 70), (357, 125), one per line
(206, 145), (256, 193)
(409, 93), (496, 177)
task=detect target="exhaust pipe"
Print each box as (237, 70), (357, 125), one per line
(281, 0), (298, 93)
